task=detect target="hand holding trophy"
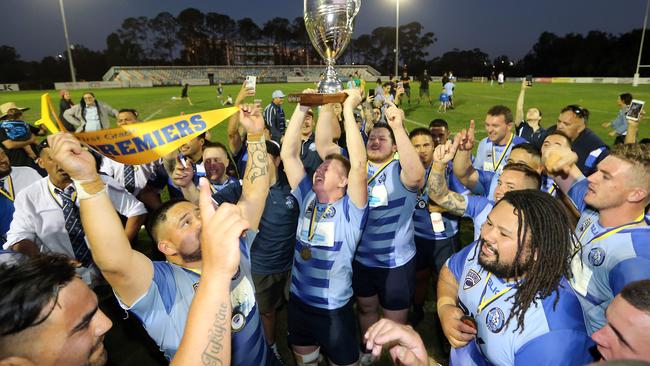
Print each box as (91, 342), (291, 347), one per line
(288, 0), (362, 106)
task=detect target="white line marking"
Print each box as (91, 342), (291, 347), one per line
(143, 108), (164, 121)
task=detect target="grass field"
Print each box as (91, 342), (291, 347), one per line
(4, 82), (649, 365)
(4, 81), (650, 144)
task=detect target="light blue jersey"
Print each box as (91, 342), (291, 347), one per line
(290, 177), (367, 310)
(118, 232), (276, 365)
(356, 160), (417, 268)
(413, 163), (468, 240)
(472, 134), (527, 173)
(464, 195), (494, 241)
(447, 243), (595, 366)
(568, 179), (650, 334)
(479, 170), (558, 199)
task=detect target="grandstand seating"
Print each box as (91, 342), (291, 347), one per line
(102, 65), (381, 86)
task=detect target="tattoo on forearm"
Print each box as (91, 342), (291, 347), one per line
(201, 302), (229, 366)
(246, 142), (268, 184)
(430, 168), (466, 216)
(439, 193), (467, 217)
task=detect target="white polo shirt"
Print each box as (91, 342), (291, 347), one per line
(4, 175), (147, 287)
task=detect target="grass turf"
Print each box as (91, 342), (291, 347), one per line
(4, 82), (649, 365)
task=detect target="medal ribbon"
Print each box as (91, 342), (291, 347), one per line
(307, 199), (332, 241)
(578, 214), (646, 244)
(477, 272), (515, 314)
(367, 159), (396, 185)
(491, 133), (514, 171)
(0, 176), (14, 202)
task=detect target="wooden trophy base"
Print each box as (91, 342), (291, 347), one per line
(287, 93), (348, 106)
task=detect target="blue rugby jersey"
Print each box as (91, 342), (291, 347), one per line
(464, 196), (494, 241)
(290, 177), (367, 309)
(413, 163), (468, 241)
(117, 232), (275, 365)
(356, 160), (418, 268)
(472, 134), (527, 173)
(568, 178), (650, 334)
(447, 243), (595, 366)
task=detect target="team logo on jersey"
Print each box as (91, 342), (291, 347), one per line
(308, 142), (317, 151)
(285, 196), (296, 209)
(486, 307), (506, 333)
(588, 247), (606, 266)
(192, 282), (199, 291)
(578, 217), (594, 238)
(463, 269), (481, 290)
(324, 206), (336, 218)
(377, 173), (387, 184)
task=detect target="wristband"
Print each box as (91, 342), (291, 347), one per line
(72, 176), (107, 200)
(247, 133), (265, 143)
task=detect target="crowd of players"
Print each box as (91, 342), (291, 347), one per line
(0, 77), (648, 366)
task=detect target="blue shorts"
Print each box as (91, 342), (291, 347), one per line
(287, 296), (359, 365)
(415, 234), (460, 273)
(352, 257), (416, 311)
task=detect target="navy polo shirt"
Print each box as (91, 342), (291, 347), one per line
(212, 176), (300, 275)
(516, 121), (547, 150)
(300, 136), (323, 181)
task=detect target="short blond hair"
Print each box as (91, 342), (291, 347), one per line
(611, 143), (650, 199)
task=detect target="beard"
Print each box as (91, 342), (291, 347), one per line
(180, 246), (202, 263)
(0, 165), (10, 179)
(478, 238), (532, 279)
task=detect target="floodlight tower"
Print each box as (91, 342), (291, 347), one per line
(633, 0), (650, 87)
(58, 0), (77, 83)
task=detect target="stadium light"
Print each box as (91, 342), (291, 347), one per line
(394, 0), (400, 77)
(58, 0), (77, 83)
(633, 0), (650, 87)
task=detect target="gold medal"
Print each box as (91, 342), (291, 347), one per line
(300, 247), (312, 261)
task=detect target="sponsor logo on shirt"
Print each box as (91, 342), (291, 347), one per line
(486, 307), (506, 333)
(463, 269), (482, 290)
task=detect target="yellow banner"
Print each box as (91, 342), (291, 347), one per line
(35, 93), (239, 165)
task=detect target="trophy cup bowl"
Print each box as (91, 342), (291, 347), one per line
(288, 0), (361, 106)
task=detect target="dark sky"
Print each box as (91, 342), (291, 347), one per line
(2, 0), (647, 61)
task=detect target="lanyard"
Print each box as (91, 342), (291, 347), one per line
(367, 159), (395, 185)
(308, 199), (332, 241)
(48, 182), (77, 208)
(477, 272), (515, 314)
(0, 176), (14, 202)
(491, 133), (514, 171)
(578, 214), (646, 244)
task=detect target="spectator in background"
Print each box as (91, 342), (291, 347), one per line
(264, 90), (287, 144)
(443, 77), (455, 109)
(63, 92), (118, 132)
(514, 79), (547, 149)
(418, 70), (432, 105)
(399, 70), (412, 105)
(180, 83), (193, 106)
(497, 71), (505, 87)
(602, 93), (633, 145)
(438, 88), (449, 113)
(547, 104), (608, 176)
(59, 89), (76, 131)
(0, 102), (41, 173)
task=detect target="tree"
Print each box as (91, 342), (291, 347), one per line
(116, 16), (150, 65)
(237, 18), (262, 41)
(149, 12), (179, 64)
(263, 17), (292, 63)
(176, 8), (208, 64)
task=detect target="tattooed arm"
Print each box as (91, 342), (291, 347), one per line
(429, 139), (467, 217)
(172, 181), (250, 366)
(237, 104), (269, 231)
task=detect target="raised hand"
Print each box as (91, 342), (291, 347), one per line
(438, 304), (477, 348)
(543, 146), (578, 176)
(364, 319), (430, 366)
(384, 103), (405, 131)
(235, 81), (256, 106)
(343, 88), (363, 112)
(198, 177), (248, 277)
(433, 137), (459, 165)
(47, 133), (97, 181)
(171, 154), (194, 188)
(457, 120), (476, 151)
(239, 103), (265, 135)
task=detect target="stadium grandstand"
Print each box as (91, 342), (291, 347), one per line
(102, 65), (381, 86)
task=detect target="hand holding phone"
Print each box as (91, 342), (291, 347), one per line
(626, 99), (645, 121)
(245, 76), (257, 92)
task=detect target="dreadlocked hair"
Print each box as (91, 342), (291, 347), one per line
(498, 189), (579, 332)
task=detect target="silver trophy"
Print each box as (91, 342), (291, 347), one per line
(289, 0), (361, 105)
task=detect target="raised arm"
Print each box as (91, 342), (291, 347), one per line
(514, 79), (527, 127)
(315, 103), (343, 160)
(171, 180), (247, 366)
(237, 104), (269, 231)
(48, 133), (153, 306)
(543, 145), (584, 194)
(280, 100), (310, 189)
(342, 89), (368, 208)
(430, 137), (468, 217)
(227, 82), (256, 155)
(625, 117), (640, 144)
(452, 120), (480, 190)
(384, 104), (425, 190)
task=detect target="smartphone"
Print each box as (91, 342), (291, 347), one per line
(245, 75), (257, 91)
(525, 75), (533, 87)
(368, 89), (375, 98)
(397, 81), (404, 89)
(626, 99), (645, 121)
